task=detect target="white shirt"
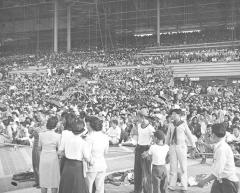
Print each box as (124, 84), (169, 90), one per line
(137, 124), (155, 146)
(85, 131), (109, 172)
(107, 126), (121, 139)
(212, 139), (239, 182)
(59, 130), (90, 161)
(148, 144), (169, 165)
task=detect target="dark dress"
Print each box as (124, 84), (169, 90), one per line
(59, 159), (88, 193)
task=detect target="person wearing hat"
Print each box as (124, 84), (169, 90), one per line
(166, 109), (196, 193)
(197, 123), (239, 193)
(142, 130), (169, 193)
(132, 108), (155, 193)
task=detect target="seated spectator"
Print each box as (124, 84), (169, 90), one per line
(107, 119), (121, 145)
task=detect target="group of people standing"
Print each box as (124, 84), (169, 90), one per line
(31, 112), (109, 193)
(133, 108), (239, 193)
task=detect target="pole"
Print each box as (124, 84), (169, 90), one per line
(54, 0), (58, 53)
(157, 0), (160, 46)
(67, 5), (71, 52)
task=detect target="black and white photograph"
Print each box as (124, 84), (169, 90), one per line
(0, 0), (240, 193)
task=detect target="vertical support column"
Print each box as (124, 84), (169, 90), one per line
(67, 5), (71, 52)
(157, 0), (160, 46)
(54, 0), (58, 53)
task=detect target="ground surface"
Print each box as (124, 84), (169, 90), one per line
(1, 145), (240, 193)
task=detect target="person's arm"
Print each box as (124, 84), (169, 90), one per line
(104, 136), (109, 154)
(184, 123), (196, 148)
(165, 124), (171, 145)
(197, 174), (217, 188)
(38, 134), (42, 151)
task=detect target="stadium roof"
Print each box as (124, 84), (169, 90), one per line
(0, 0), (239, 50)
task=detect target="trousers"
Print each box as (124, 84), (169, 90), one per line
(152, 165), (168, 193)
(211, 179), (239, 193)
(86, 171), (105, 193)
(32, 146), (40, 185)
(169, 144), (187, 191)
(134, 145), (152, 193)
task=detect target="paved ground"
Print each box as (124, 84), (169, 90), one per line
(2, 146), (240, 193)
(5, 159), (213, 193)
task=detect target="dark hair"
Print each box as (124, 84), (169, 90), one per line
(46, 116), (58, 130)
(111, 119), (118, 125)
(212, 123), (226, 138)
(72, 118), (85, 135)
(64, 112), (77, 131)
(85, 116), (103, 131)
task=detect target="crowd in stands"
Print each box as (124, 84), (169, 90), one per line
(0, 28), (240, 165)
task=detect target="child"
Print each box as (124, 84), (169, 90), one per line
(197, 123), (239, 193)
(142, 130), (169, 193)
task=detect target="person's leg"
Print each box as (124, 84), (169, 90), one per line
(176, 145), (188, 191)
(141, 157), (152, 193)
(41, 187), (47, 193)
(134, 146), (143, 193)
(51, 188), (58, 193)
(152, 166), (161, 193)
(86, 172), (97, 193)
(160, 167), (168, 193)
(32, 148), (39, 186)
(94, 171), (106, 193)
(168, 145), (178, 191)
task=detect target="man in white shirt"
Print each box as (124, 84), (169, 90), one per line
(133, 108), (155, 193)
(107, 119), (121, 145)
(166, 109), (196, 193)
(198, 123), (239, 193)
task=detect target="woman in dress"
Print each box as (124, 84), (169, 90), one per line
(59, 117), (91, 193)
(39, 116), (61, 193)
(85, 116), (109, 193)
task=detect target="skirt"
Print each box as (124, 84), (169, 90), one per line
(59, 159), (88, 193)
(39, 151), (60, 188)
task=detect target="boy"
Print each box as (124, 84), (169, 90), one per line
(142, 130), (169, 193)
(197, 123), (239, 193)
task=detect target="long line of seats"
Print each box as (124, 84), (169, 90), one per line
(169, 62), (240, 77)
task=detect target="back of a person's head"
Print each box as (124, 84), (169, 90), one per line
(212, 123), (226, 138)
(85, 116), (103, 131)
(72, 118), (85, 135)
(46, 116), (58, 130)
(64, 112), (77, 131)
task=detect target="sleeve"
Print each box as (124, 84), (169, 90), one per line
(38, 134), (42, 151)
(148, 146), (153, 155)
(59, 132), (66, 152)
(82, 140), (91, 163)
(211, 149), (227, 179)
(184, 123), (196, 147)
(104, 136), (109, 154)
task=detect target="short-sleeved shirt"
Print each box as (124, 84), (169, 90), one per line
(148, 144), (169, 165)
(212, 139), (239, 182)
(137, 124), (155, 146)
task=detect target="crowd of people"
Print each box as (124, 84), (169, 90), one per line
(0, 28), (240, 193)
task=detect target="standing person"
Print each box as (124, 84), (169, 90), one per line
(29, 121), (45, 188)
(197, 123), (239, 193)
(133, 108), (155, 193)
(58, 118), (91, 193)
(39, 116), (61, 193)
(142, 130), (169, 193)
(85, 116), (109, 193)
(166, 109), (196, 193)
